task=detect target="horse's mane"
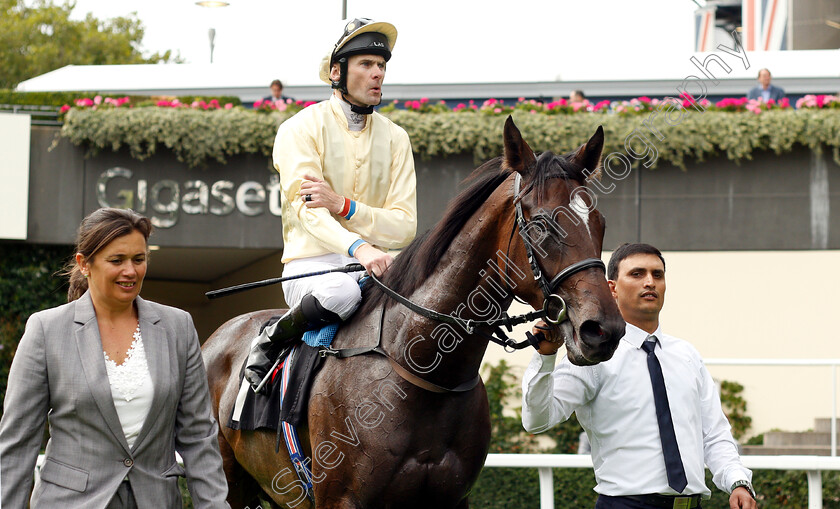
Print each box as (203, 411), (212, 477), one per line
(358, 149), (585, 314)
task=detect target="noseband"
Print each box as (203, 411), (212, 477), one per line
(513, 172), (605, 325)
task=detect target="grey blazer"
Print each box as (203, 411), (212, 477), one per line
(0, 293), (229, 508)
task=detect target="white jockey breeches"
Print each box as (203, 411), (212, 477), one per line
(281, 253), (364, 320)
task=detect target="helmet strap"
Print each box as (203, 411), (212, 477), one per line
(331, 58), (349, 94)
(333, 57), (375, 115)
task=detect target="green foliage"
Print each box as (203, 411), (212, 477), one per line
(0, 0), (179, 89)
(0, 90), (242, 109)
(62, 107), (289, 168)
(720, 380), (752, 440)
(0, 243), (69, 413)
(59, 107), (840, 169)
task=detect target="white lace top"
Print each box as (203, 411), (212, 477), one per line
(103, 322), (154, 449)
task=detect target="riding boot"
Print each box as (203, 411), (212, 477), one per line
(243, 293), (341, 391)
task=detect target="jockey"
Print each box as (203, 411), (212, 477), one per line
(244, 18), (418, 390)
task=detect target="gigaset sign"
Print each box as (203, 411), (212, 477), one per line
(96, 167), (282, 228)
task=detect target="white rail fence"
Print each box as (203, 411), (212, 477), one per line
(484, 453), (840, 509)
(485, 358), (840, 509)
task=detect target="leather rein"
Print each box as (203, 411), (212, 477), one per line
(321, 172), (606, 393)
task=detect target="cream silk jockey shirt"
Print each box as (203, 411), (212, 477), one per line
(522, 323), (752, 498)
(273, 95), (417, 263)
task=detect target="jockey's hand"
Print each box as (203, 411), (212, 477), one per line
(533, 320), (563, 356)
(354, 243), (393, 277)
(300, 175), (344, 214)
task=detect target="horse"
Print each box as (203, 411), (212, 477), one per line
(201, 117), (625, 508)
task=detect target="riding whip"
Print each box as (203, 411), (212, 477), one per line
(205, 263), (365, 299)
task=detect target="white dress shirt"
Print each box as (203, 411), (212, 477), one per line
(522, 323), (752, 498)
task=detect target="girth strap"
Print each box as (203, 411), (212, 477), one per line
(319, 307), (481, 393)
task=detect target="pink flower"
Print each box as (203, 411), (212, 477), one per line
(420, 97), (429, 104)
(518, 97), (525, 102)
(493, 108), (502, 113)
(225, 103), (233, 109)
(303, 101), (317, 108)
(75, 98), (93, 107)
(254, 100), (264, 108)
(93, 95), (102, 105)
(59, 104), (70, 113)
(156, 100), (172, 107)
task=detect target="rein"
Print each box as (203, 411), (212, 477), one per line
(363, 172), (606, 352)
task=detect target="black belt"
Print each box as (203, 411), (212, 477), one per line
(622, 493), (701, 509)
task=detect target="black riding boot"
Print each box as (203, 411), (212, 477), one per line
(244, 293), (340, 391)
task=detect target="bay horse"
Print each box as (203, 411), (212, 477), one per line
(202, 117), (625, 508)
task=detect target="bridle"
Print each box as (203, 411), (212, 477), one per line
(511, 172), (606, 326)
(365, 171), (606, 351)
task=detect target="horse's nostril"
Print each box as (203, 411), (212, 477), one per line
(579, 320), (607, 347)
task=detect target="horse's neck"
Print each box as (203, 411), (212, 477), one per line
(387, 204), (516, 385)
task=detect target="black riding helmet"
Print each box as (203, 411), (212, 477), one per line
(319, 18), (397, 100)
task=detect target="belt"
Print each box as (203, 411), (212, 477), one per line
(623, 493), (701, 509)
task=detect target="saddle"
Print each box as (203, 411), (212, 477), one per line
(227, 317), (328, 432)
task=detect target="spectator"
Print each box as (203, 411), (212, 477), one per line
(747, 69), (784, 102)
(570, 89), (586, 103)
(264, 79), (295, 103)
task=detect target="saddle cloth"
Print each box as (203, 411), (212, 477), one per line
(227, 318), (329, 431)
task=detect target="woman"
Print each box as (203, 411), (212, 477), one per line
(0, 208), (228, 508)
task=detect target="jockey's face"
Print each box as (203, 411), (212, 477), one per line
(332, 54), (386, 107)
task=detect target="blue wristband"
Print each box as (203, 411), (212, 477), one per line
(348, 239), (366, 257)
(344, 200), (357, 220)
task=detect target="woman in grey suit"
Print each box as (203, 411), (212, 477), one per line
(0, 208), (229, 508)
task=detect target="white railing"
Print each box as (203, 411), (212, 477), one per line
(704, 358), (840, 458)
(484, 453), (840, 509)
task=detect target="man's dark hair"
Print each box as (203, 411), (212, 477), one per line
(270, 79), (283, 88)
(607, 243), (665, 280)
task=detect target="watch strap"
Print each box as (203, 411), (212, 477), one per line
(731, 479), (756, 499)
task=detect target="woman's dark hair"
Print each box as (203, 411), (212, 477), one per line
(607, 243), (665, 281)
(64, 208), (153, 302)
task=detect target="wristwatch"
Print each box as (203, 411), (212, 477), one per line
(731, 479), (756, 499)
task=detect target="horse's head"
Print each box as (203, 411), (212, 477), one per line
(501, 117), (624, 365)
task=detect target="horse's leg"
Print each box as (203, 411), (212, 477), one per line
(218, 428), (264, 508)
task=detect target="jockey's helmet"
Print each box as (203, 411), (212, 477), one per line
(319, 18), (398, 92)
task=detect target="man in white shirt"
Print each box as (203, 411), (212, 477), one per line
(522, 243), (757, 509)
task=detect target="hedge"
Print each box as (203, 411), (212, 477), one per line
(0, 89), (242, 108)
(59, 107), (840, 170)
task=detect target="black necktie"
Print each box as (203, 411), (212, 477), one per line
(642, 337), (688, 493)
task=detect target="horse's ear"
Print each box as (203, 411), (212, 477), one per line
(571, 125), (605, 176)
(502, 116), (537, 175)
